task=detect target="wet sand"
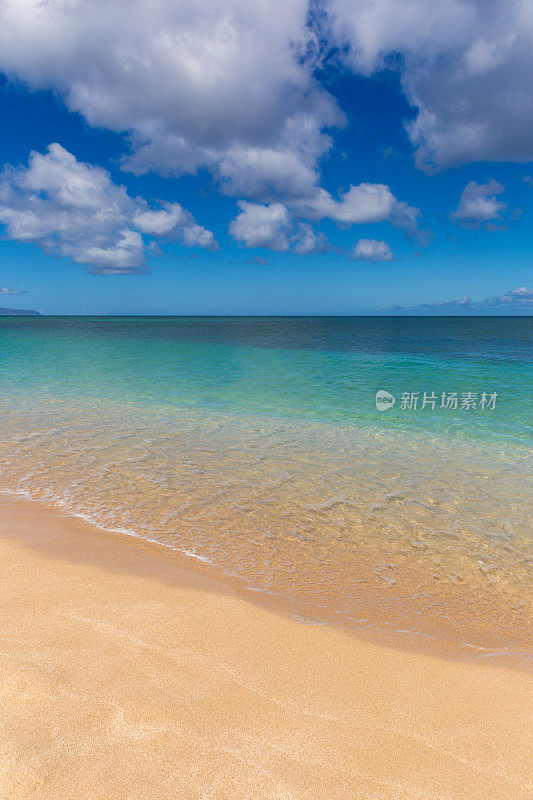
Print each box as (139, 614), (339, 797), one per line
(0, 495), (531, 799)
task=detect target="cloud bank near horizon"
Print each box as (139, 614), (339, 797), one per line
(380, 287), (533, 315)
(0, 287), (27, 295)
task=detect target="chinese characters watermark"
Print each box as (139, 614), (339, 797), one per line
(375, 390), (497, 412)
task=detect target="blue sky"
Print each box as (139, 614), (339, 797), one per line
(0, 0), (531, 315)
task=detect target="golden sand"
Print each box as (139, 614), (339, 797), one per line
(0, 495), (531, 799)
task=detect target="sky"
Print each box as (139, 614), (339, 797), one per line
(0, 0), (531, 315)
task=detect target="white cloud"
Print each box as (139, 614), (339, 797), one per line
(0, 144), (216, 275)
(215, 134), (327, 201)
(0, 0), (341, 201)
(0, 287), (27, 295)
(229, 181), (419, 253)
(326, 0), (533, 169)
(0, 0), (530, 196)
(229, 202), (292, 251)
(450, 180), (506, 227)
(292, 223), (328, 255)
(292, 183), (420, 234)
(132, 202), (216, 249)
(229, 202), (328, 254)
(1, 0), (527, 271)
(352, 239), (393, 261)
(500, 286), (533, 305)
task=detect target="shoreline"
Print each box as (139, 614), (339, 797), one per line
(0, 391), (530, 663)
(1, 491), (530, 670)
(0, 493), (532, 798)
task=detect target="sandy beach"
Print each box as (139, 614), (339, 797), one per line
(0, 494), (531, 800)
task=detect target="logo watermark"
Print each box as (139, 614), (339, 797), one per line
(375, 390), (498, 411)
(375, 390), (396, 412)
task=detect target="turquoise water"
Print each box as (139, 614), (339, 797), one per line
(0, 316), (531, 442)
(0, 316), (531, 657)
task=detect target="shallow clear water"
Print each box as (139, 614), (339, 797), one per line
(0, 316), (531, 657)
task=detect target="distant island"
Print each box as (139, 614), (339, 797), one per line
(0, 307), (40, 316)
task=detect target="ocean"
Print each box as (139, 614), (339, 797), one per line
(0, 316), (531, 659)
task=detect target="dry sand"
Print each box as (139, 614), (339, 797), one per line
(0, 494), (531, 800)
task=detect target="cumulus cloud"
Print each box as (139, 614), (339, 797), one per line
(0, 287), (27, 295)
(0, 0), (530, 197)
(0, 0), (528, 275)
(229, 202), (329, 254)
(0, 144), (216, 275)
(229, 202), (292, 251)
(0, 0), (341, 201)
(229, 181), (420, 253)
(326, 0), (533, 169)
(292, 223), (329, 255)
(292, 183), (420, 235)
(352, 239), (393, 261)
(450, 180), (506, 227)
(132, 202), (216, 249)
